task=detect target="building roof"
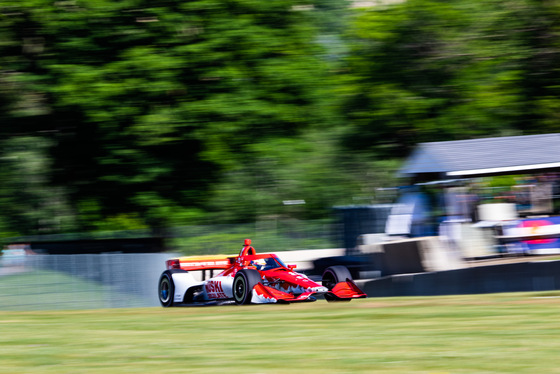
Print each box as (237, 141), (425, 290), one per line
(399, 133), (560, 179)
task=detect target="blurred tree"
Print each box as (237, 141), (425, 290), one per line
(311, 0), (352, 61)
(0, 0), (331, 230)
(4, 0), (559, 237)
(0, 137), (77, 236)
(339, 0), (560, 158)
(206, 128), (401, 223)
(514, 1), (560, 134)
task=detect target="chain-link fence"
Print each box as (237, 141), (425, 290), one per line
(2, 219), (338, 257)
(0, 218), (344, 311)
(0, 253), (178, 311)
(167, 220), (337, 255)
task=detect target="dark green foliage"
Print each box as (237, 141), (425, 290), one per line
(340, 0), (560, 157)
(0, 0), (336, 233)
(1, 0), (560, 240)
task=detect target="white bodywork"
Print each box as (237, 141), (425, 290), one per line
(170, 272), (199, 304)
(170, 272), (236, 303)
(251, 289), (277, 304)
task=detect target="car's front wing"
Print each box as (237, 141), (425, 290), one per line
(250, 280), (366, 304)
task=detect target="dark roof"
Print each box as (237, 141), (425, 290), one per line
(399, 133), (560, 179)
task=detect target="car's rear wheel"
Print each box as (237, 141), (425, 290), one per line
(233, 269), (261, 305)
(158, 271), (175, 307)
(322, 265), (352, 291)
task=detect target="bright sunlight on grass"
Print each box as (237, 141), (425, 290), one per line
(2, 292), (559, 374)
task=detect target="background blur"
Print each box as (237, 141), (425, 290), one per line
(1, 0), (560, 252)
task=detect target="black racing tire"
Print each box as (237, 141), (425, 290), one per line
(158, 270), (175, 307)
(322, 265), (352, 291)
(233, 269), (262, 305)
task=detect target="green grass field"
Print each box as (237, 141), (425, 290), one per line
(2, 292), (560, 374)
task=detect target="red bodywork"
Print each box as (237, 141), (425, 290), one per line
(167, 239), (367, 303)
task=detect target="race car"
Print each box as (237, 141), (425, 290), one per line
(158, 239), (367, 306)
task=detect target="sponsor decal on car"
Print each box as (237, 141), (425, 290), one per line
(205, 280), (227, 299)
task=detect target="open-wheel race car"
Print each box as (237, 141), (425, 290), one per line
(158, 239), (367, 306)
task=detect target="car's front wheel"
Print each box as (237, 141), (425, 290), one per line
(322, 265), (352, 291)
(158, 271), (175, 307)
(233, 269), (261, 305)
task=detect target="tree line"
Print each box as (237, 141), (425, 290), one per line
(0, 0), (559, 238)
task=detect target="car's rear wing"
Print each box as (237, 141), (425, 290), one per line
(166, 255), (234, 271)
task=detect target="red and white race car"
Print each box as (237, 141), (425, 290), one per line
(158, 239), (367, 306)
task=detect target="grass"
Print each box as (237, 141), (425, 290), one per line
(2, 292), (560, 373)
